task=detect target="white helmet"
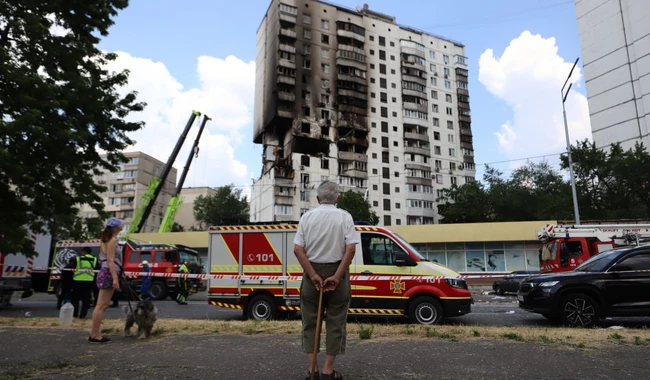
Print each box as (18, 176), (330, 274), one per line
(142, 260), (149, 266)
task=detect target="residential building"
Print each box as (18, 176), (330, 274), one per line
(79, 151), (177, 233)
(250, 0), (475, 225)
(575, 0), (650, 150)
(175, 186), (218, 230)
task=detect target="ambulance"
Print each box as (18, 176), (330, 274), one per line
(1, 229), (52, 305)
(207, 223), (473, 325)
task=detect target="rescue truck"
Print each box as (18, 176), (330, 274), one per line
(536, 223), (650, 273)
(48, 239), (205, 300)
(207, 223), (473, 325)
(1, 229), (52, 305)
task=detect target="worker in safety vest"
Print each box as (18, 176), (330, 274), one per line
(72, 247), (99, 319)
(175, 261), (190, 305)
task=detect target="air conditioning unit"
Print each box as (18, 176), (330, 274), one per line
(458, 164), (464, 170)
(434, 72), (438, 76)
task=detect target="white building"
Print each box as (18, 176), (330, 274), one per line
(250, 0), (476, 225)
(575, 0), (650, 150)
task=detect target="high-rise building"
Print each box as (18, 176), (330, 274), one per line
(79, 151), (177, 233)
(250, 0), (475, 225)
(575, 0), (650, 150)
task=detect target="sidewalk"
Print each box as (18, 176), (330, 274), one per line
(1, 327), (648, 379)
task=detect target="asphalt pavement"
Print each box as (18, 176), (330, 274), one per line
(1, 327), (649, 380)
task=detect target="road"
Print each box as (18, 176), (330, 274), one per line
(2, 291), (649, 327)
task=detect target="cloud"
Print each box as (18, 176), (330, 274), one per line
(478, 31), (592, 162)
(102, 52), (255, 192)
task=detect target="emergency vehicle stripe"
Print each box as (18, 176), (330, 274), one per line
(207, 225), (380, 231)
(221, 234), (240, 264)
(209, 300), (243, 309)
(276, 306), (403, 315)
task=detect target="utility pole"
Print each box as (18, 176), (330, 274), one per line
(561, 57), (581, 225)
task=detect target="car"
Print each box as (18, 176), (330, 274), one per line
(492, 270), (540, 295)
(517, 245), (650, 327)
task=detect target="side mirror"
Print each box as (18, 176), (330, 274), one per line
(395, 252), (416, 267)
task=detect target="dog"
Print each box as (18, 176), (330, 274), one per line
(123, 298), (158, 340)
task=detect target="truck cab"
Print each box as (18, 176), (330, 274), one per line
(539, 238), (616, 273)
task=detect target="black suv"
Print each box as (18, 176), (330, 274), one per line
(517, 245), (650, 327)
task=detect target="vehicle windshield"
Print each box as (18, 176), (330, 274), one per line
(393, 233), (427, 261)
(573, 250), (621, 272)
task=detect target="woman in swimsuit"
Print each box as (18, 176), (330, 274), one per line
(89, 217), (124, 343)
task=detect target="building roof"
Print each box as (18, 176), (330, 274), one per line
(130, 220), (557, 248)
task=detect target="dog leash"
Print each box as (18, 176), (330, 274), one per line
(121, 277), (141, 315)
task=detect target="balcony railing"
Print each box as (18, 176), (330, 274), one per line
(404, 132), (430, 142)
(279, 13), (296, 24)
(279, 43), (296, 54)
(278, 92), (295, 102)
(278, 58), (296, 70)
(404, 146), (431, 156)
(337, 29), (365, 43)
(338, 151), (368, 162)
(277, 75), (295, 85)
(400, 45), (425, 58)
(279, 28), (296, 39)
(403, 102), (428, 113)
(401, 60), (426, 72)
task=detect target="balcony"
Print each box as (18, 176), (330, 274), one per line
(336, 52), (366, 71)
(405, 162), (431, 172)
(460, 127), (472, 137)
(401, 60), (426, 72)
(277, 108), (294, 119)
(459, 114), (471, 123)
(278, 92), (295, 102)
(278, 58), (296, 70)
(404, 146), (431, 156)
(279, 28), (296, 39)
(338, 151), (368, 163)
(337, 29), (365, 43)
(336, 73), (367, 87)
(461, 141), (473, 150)
(403, 102), (428, 113)
(338, 88), (367, 100)
(401, 74), (427, 86)
(275, 196), (294, 206)
(402, 88), (426, 99)
(404, 132), (429, 142)
(406, 176), (432, 186)
(277, 75), (295, 86)
(463, 155), (475, 164)
(279, 13), (296, 24)
(279, 43), (296, 54)
(339, 169), (367, 179)
(400, 46), (425, 59)
(338, 136), (368, 147)
(458, 88), (469, 96)
(337, 104), (367, 116)
(407, 207), (436, 218)
(458, 100), (470, 109)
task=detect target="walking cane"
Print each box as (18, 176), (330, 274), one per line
(311, 286), (324, 380)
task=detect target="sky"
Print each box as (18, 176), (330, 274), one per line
(94, 0), (593, 198)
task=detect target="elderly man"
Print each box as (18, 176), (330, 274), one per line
(294, 181), (360, 380)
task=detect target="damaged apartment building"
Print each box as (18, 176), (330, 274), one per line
(250, 0), (475, 225)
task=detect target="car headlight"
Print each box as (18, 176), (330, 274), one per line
(537, 281), (559, 288)
(445, 278), (467, 289)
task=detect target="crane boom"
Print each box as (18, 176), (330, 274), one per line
(159, 114), (211, 233)
(537, 223), (650, 246)
(125, 110), (201, 236)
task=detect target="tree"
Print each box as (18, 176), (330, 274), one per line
(436, 181), (492, 223)
(57, 216), (105, 241)
(171, 222), (185, 232)
(1, 1), (145, 256)
(337, 190), (379, 225)
(193, 185), (250, 228)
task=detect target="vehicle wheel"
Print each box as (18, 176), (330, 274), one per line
(559, 293), (600, 328)
(149, 281), (167, 301)
(542, 313), (559, 323)
(246, 295), (277, 321)
(408, 296), (443, 325)
(494, 285), (504, 296)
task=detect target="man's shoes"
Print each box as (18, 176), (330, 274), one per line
(305, 371), (320, 380)
(88, 336), (111, 344)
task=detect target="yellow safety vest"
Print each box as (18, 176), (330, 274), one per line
(74, 255), (97, 282)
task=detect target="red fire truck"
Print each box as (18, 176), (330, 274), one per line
(207, 223), (473, 325)
(536, 223), (650, 273)
(48, 239), (204, 300)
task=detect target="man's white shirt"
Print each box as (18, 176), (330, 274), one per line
(293, 204), (360, 263)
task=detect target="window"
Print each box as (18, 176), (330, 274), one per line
(444, 80), (451, 89)
(436, 174), (443, 184)
(383, 199), (391, 211)
(321, 34), (329, 44)
(321, 48), (329, 59)
(382, 167), (390, 179)
(430, 63), (436, 72)
(456, 56), (467, 64)
(444, 67), (450, 77)
(301, 155), (310, 166)
(451, 176), (457, 186)
(379, 36), (386, 46)
(301, 44), (311, 55)
(449, 148), (456, 157)
(432, 104), (438, 113)
(279, 3), (298, 14)
(434, 132), (440, 140)
(446, 107), (453, 115)
(380, 92), (387, 103)
(433, 118), (439, 126)
(384, 215), (392, 226)
(457, 81), (468, 89)
(390, 41), (395, 47)
(321, 63), (329, 73)
(447, 121), (454, 129)
(379, 64), (386, 74)
(383, 183), (390, 195)
(321, 19), (329, 29)
(445, 94), (452, 103)
(612, 253), (650, 271)
(381, 136), (389, 148)
(303, 29), (312, 39)
(320, 94), (329, 103)
(321, 79), (329, 88)
(381, 121), (388, 132)
(380, 107), (388, 118)
(382, 151), (389, 163)
(431, 90), (438, 99)
(380, 78), (387, 89)
(448, 134), (454, 143)
(303, 14), (311, 24)
(434, 146), (441, 155)
(443, 55), (449, 64)
(275, 205), (293, 215)
(431, 77), (437, 86)
(429, 50), (435, 59)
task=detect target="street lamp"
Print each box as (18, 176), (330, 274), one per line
(561, 57), (581, 225)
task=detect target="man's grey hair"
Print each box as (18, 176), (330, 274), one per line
(317, 181), (339, 204)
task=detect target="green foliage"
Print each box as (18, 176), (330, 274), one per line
(438, 139), (650, 223)
(193, 185), (250, 228)
(171, 222), (185, 232)
(0, 1), (145, 255)
(337, 190), (379, 225)
(58, 216), (106, 241)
